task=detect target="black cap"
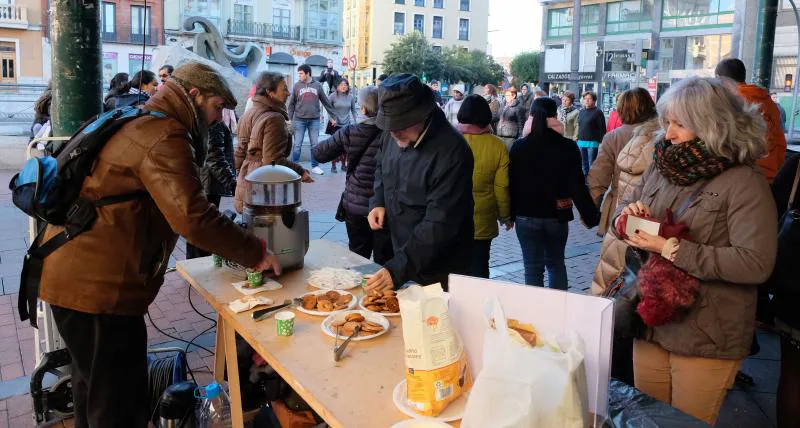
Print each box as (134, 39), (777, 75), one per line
(376, 74), (436, 131)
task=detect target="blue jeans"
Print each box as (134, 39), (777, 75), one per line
(580, 147), (598, 177)
(515, 216), (569, 290)
(291, 118), (321, 167)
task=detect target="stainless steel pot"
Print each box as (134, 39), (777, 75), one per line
(244, 164), (301, 207)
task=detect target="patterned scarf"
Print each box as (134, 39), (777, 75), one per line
(653, 137), (733, 186)
(557, 105), (576, 124)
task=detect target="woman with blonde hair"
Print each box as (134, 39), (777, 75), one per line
(613, 77), (777, 424)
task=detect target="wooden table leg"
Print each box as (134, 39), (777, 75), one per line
(224, 321), (245, 428)
(213, 314), (226, 383)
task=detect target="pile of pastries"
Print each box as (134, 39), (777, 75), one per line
(302, 291), (353, 312)
(362, 289), (400, 314)
(331, 313), (385, 337)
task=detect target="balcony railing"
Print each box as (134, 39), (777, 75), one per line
(100, 26), (162, 46)
(0, 4), (28, 29)
(227, 19), (301, 41)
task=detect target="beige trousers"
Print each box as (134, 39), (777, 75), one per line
(633, 339), (741, 425)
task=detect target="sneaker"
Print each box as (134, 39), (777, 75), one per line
(311, 166), (325, 175)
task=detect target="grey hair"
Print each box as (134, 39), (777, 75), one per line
(655, 76), (767, 165)
(358, 86), (379, 118)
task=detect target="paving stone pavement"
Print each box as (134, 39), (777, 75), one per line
(0, 167), (780, 426)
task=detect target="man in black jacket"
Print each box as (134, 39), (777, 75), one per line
(186, 118), (237, 258)
(365, 74), (474, 291)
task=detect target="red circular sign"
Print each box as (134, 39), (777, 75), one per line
(341, 57), (348, 67)
(349, 55), (357, 70)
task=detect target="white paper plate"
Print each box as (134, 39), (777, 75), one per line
(320, 310), (390, 341)
(392, 380), (467, 423)
(358, 295), (401, 317)
(295, 290), (358, 316)
(390, 419), (452, 428)
(307, 267), (363, 290)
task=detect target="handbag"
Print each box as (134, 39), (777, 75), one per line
(602, 247), (647, 339)
(335, 192), (346, 222)
(765, 161), (800, 295)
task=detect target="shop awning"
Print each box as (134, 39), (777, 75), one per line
(267, 52), (296, 65)
(305, 55), (328, 67)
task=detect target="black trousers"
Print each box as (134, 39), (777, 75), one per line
(51, 305), (149, 428)
(344, 214), (394, 265)
(186, 194), (222, 259)
(467, 239), (492, 278)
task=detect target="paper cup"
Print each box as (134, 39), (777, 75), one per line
(246, 269), (263, 288)
(276, 311), (295, 336)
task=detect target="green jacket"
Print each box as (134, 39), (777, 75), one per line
(463, 131), (511, 240)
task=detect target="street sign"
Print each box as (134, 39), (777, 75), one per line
(648, 77), (657, 101)
(349, 55), (357, 70)
(341, 57), (348, 67)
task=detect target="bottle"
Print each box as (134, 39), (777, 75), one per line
(195, 382), (233, 428)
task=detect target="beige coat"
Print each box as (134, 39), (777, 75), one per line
(613, 163), (777, 359)
(587, 123), (637, 236)
(591, 119), (660, 295)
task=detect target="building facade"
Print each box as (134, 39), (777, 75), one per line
(344, 0), (490, 88)
(164, 0), (344, 88)
(100, 0), (166, 86)
(539, 0), (796, 116)
(0, 0), (48, 85)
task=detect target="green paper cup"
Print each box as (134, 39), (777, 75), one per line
(246, 269), (263, 288)
(212, 254), (223, 267)
(275, 311), (295, 337)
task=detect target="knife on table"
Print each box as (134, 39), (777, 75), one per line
(251, 299), (295, 321)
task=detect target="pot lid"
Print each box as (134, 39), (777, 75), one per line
(245, 164), (301, 184)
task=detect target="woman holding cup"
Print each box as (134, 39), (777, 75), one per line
(613, 77), (777, 424)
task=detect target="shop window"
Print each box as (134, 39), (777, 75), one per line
(606, 0), (653, 34)
(432, 16), (443, 38)
(685, 34), (732, 70)
(414, 14), (424, 33)
(580, 5), (600, 35)
(662, 0), (734, 30)
(547, 8), (573, 38)
(234, 4), (253, 23)
(458, 18), (469, 40)
(547, 7), (599, 38)
(394, 12), (405, 35)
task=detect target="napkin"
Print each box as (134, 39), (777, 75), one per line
(228, 295), (274, 313)
(232, 279), (283, 295)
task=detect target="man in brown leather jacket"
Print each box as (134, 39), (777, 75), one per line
(38, 62), (280, 427)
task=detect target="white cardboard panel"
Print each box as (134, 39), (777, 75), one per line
(448, 275), (614, 419)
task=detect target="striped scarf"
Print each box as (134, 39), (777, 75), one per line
(654, 137), (733, 186)
(557, 105), (576, 124)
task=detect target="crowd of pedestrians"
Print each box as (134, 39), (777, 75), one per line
(315, 63), (796, 427)
(30, 58), (798, 427)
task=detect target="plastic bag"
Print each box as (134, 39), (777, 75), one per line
(398, 284), (472, 417)
(461, 297), (589, 428)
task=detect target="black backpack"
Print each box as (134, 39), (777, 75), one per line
(9, 106), (165, 326)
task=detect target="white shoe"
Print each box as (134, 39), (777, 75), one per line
(311, 166), (325, 175)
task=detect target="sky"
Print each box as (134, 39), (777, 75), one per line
(487, 0), (544, 58)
